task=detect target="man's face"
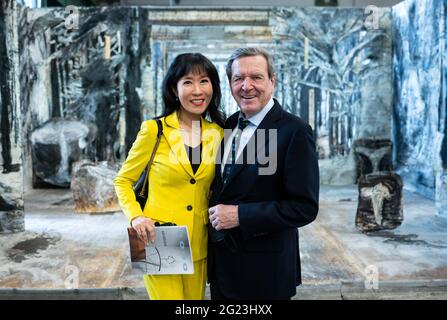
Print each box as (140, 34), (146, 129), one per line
(230, 55), (275, 118)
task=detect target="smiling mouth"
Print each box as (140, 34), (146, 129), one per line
(191, 99), (206, 106)
(241, 95), (257, 100)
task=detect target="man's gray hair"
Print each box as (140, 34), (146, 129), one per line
(225, 47), (275, 82)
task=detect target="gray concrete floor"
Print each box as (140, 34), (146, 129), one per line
(1, 185), (447, 299)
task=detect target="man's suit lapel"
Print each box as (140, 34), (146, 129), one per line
(215, 115), (237, 193)
(213, 139), (224, 195)
(221, 100), (283, 193)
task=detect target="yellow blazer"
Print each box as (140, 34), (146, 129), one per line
(114, 111), (223, 261)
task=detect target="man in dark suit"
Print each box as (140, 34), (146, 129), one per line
(208, 47), (319, 300)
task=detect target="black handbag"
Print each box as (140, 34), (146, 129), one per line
(132, 119), (163, 210)
(128, 119), (162, 265)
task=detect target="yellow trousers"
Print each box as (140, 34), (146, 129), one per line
(143, 258), (207, 300)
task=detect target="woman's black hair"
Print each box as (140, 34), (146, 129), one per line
(159, 53), (225, 127)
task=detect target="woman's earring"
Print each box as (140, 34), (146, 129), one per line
(176, 96), (179, 102)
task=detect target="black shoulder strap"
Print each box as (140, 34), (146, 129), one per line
(155, 118), (163, 137)
(138, 119), (163, 197)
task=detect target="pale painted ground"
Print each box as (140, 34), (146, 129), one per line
(1, 185), (447, 297)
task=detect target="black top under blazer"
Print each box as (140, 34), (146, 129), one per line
(208, 99), (320, 300)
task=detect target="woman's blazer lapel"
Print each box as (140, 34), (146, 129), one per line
(162, 112), (222, 179)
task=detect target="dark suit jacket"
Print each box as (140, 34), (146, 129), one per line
(208, 99), (319, 300)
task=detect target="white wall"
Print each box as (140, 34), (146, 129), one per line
(120, 0), (404, 7)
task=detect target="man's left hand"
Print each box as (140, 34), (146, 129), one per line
(208, 204), (239, 230)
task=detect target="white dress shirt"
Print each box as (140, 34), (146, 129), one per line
(221, 98), (275, 176)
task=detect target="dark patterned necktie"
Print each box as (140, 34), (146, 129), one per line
(222, 119), (250, 184)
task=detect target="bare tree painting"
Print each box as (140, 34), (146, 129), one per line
(271, 7), (392, 159)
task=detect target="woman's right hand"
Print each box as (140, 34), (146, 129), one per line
(131, 216), (156, 245)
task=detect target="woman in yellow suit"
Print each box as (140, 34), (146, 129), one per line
(114, 53), (224, 300)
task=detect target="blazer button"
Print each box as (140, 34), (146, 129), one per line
(187, 205), (193, 211)
(190, 178), (196, 184)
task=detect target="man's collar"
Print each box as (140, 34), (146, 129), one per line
(238, 97), (275, 127)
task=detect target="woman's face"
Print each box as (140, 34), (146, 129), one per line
(175, 71), (213, 117)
